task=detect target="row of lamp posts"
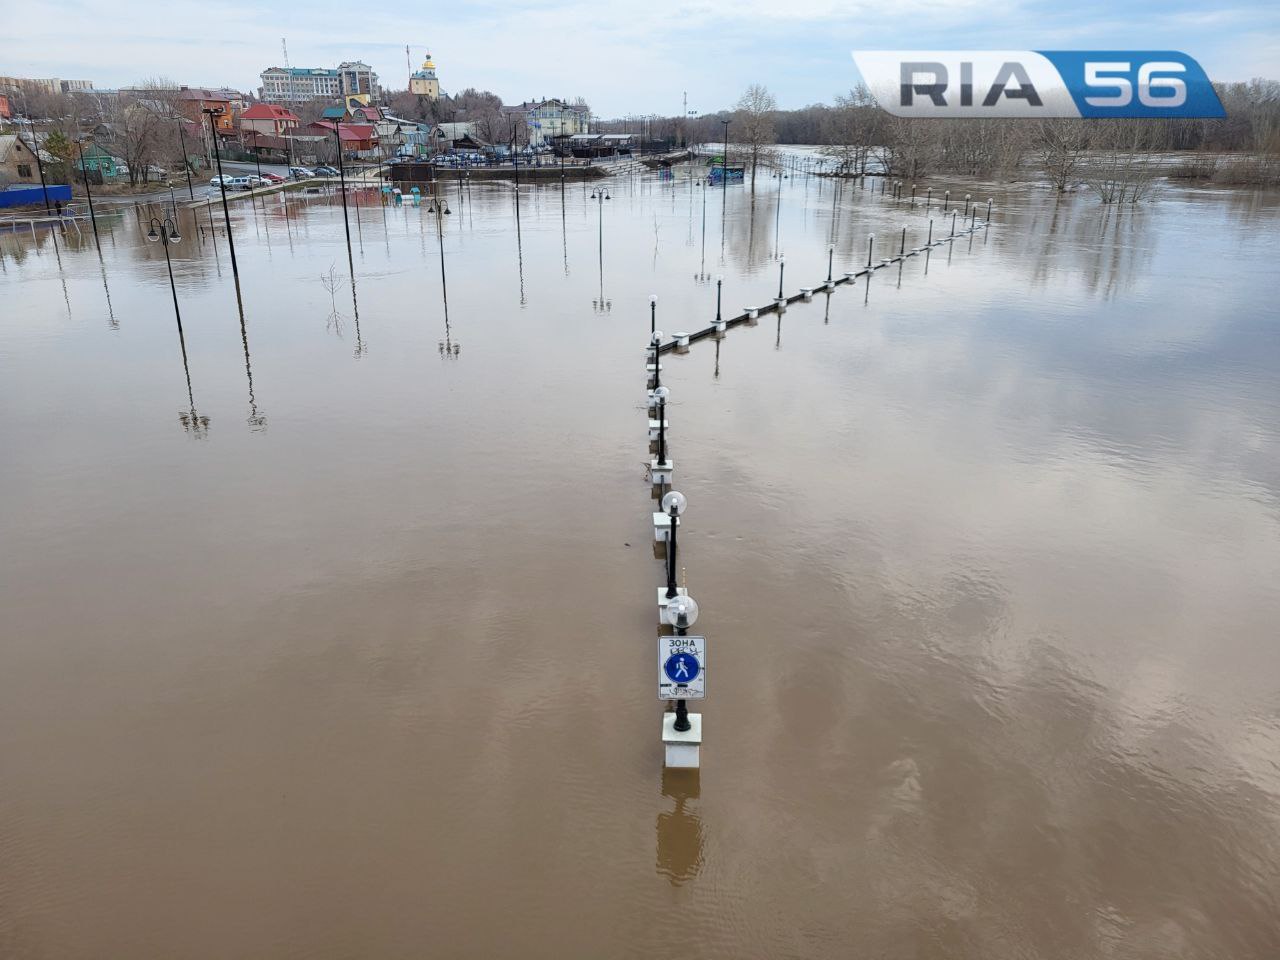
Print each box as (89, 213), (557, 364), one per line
(647, 302), (703, 764)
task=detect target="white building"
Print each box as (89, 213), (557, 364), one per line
(259, 62), (379, 104)
(509, 98), (590, 147)
(259, 67), (341, 104)
(337, 62), (380, 99)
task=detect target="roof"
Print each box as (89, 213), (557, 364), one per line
(0, 133), (28, 162)
(176, 88), (230, 103)
(240, 103), (299, 122)
(310, 121), (377, 141)
(321, 106), (346, 119)
(263, 66), (339, 77)
(506, 98), (587, 114)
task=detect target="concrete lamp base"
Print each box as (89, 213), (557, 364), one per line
(647, 419), (669, 441)
(799, 287), (814, 300)
(663, 712), (702, 769)
(649, 459), (673, 486)
(744, 307), (759, 319)
(652, 510), (680, 541)
(774, 298), (787, 312)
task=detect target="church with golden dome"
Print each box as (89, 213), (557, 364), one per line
(409, 53), (440, 100)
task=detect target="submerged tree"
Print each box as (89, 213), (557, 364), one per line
(734, 84), (777, 193)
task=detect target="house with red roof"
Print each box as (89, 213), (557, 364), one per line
(240, 103), (300, 138)
(306, 120), (378, 157)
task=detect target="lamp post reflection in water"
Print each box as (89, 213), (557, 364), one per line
(656, 768), (704, 886)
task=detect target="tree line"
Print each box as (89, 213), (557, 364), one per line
(678, 79), (1280, 193)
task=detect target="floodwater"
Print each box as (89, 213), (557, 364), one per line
(2, 157), (1279, 959)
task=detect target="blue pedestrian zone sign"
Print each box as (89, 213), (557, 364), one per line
(658, 635), (705, 700)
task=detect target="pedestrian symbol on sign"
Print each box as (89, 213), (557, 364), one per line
(664, 652), (700, 684)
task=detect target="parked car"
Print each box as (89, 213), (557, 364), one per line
(221, 176), (254, 191)
(312, 165), (339, 177)
(259, 172), (285, 184)
(209, 175), (228, 187)
(289, 166), (314, 179)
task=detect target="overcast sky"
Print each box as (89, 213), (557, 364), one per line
(3, 0), (1277, 115)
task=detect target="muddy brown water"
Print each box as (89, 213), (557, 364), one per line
(2, 163), (1279, 958)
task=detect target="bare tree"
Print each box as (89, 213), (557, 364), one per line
(821, 85), (878, 175)
(451, 88), (505, 144)
(734, 84), (777, 192)
(1035, 118), (1088, 192)
(875, 116), (935, 179)
(1083, 120), (1159, 203)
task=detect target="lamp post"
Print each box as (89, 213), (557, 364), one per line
(18, 126), (52, 214)
(662, 490), (687, 600)
(175, 120), (194, 202)
(654, 384), (669, 464)
(714, 275), (723, 323)
(332, 119), (354, 280)
(777, 256), (786, 299)
(664, 593), (699, 732)
(867, 233), (875, 267)
(74, 138), (100, 250)
(146, 216), (183, 327)
(148, 215), (207, 436)
(719, 118), (729, 205)
(590, 186), (609, 299)
(826, 246), (833, 284)
(202, 107), (241, 287)
(650, 294), (657, 335)
(426, 182), (451, 322)
(773, 167), (783, 253)
(964, 193), (972, 218)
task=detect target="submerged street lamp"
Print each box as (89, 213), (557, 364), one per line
(654, 385), (670, 467)
(147, 216), (184, 323)
(590, 186), (610, 308)
(331, 118), (355, 282)
(776, 256), (786, 299)
(175, 118), (195, 200)
(74, 138), (100, 250)
(661, 490), (687, 599)
(202, 106), (241, 288)
(714, 275), (723, 324)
